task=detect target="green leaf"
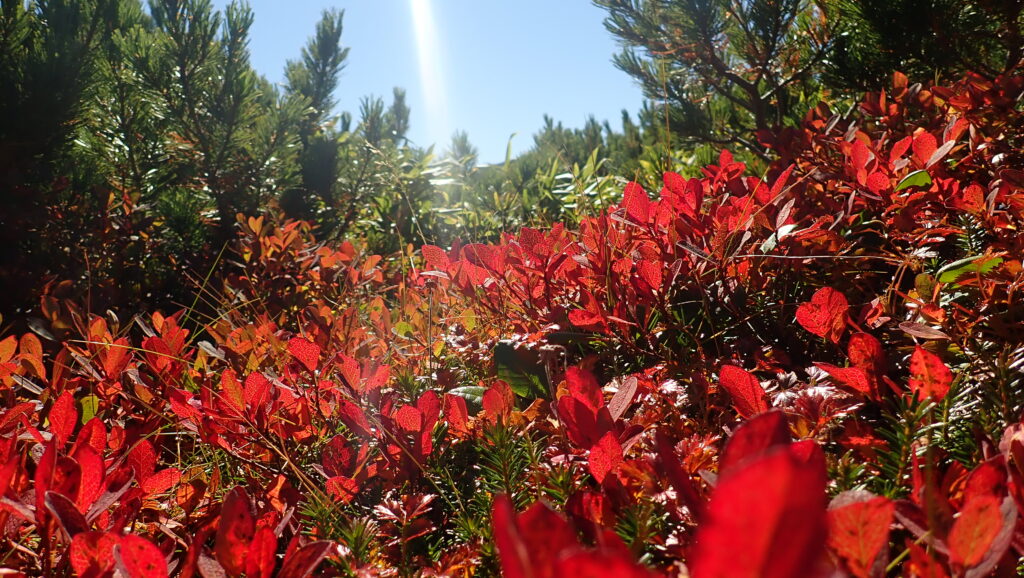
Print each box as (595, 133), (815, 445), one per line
(79, 395), (100, 424)
(895, 170), (932, 191)
(393, 321), (414, 337)
(447, 386), (487, 411)
(938, 256), (1003, 284)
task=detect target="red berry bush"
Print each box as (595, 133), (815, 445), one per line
(1, 72), (1023, 576)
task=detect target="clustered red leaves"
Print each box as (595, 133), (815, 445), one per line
(1, 70), (1023, 576)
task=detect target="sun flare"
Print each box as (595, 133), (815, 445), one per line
(409, 0), (449, 148)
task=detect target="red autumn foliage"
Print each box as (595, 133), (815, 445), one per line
(1, 70), (1023, 576)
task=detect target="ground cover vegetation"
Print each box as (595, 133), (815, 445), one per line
(1, 0), (1024, 576)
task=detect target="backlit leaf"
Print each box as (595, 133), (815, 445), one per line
(718, 365), (769, 418)
(908, 346), (953, 402)
(689, 443), (828, 578)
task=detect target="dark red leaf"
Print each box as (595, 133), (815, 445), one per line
(278, 540), (335, 578)
(815, 363), (874, 398)
(795, 287), (849, 344)
(689, 443), (828, 578)
(45, 490), (89, 537)
(215, 487), (255, 576)
(908, 346), (953, 402)
(718, 365), (769, 418)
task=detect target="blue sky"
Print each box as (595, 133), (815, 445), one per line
(209, 1), (645, 163)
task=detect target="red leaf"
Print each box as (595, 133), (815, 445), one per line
(689, 443), (828, 578)
(246, 526), (278, 578)
(215, 487), (255, 576)
(443, 393), (470, 438)
(589, 432), (623, 484)
(826, 493), (894, 578)
(278, 540), (334, 578)
(244, 372), (273, 415)
(621, 182), (651, 224)
(325, 476), (360, 504)
(45, 491), (89, 537)
(913, 132), (937, 166)
(50, 390), (77, 447)
(566, 367), (604, 411)
(553, 551), (655, 577)
(718, 410), (790, 474)
(908, 346), (953, 402)
(906, 539), (950, 578)
(948, 495), (1003, 568)
(71, 531), (118, 578)
(220, 369), (245, 414)
(395, 405), (423, 433)
(483, 380), (515, 423)
(492, 496), (578, 578)
(718, 365), (769, 418)
(321, 436), (355, 478)
(336, 400), (371, 438)
(815, 363), (875, 398)
(421, 244), (451, 271)
(795, 287), (849, 343)
(141, 468), (180, 496)
(288, 337), (320, 372)
(847, 333), (886, 377)
(114, 535), (169, 578)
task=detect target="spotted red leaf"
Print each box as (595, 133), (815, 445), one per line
(718, 365), (769, 418)
(215, 487), (255, 576)
(589, 431), (623, 484)
(421, 244), (451, 271)
(796, 287), (849, 343)
(114, 535), (169, 578)
(826, 493), (894, 578)
(908, 346), (953, 402)
(278, 540), (334, 578)
(288, 337), (320, 372)
(49, 390), (77, 447)
(70, 531), (118, 577)
(244, 372), (273, 415)
(689, 442), (828, 578)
